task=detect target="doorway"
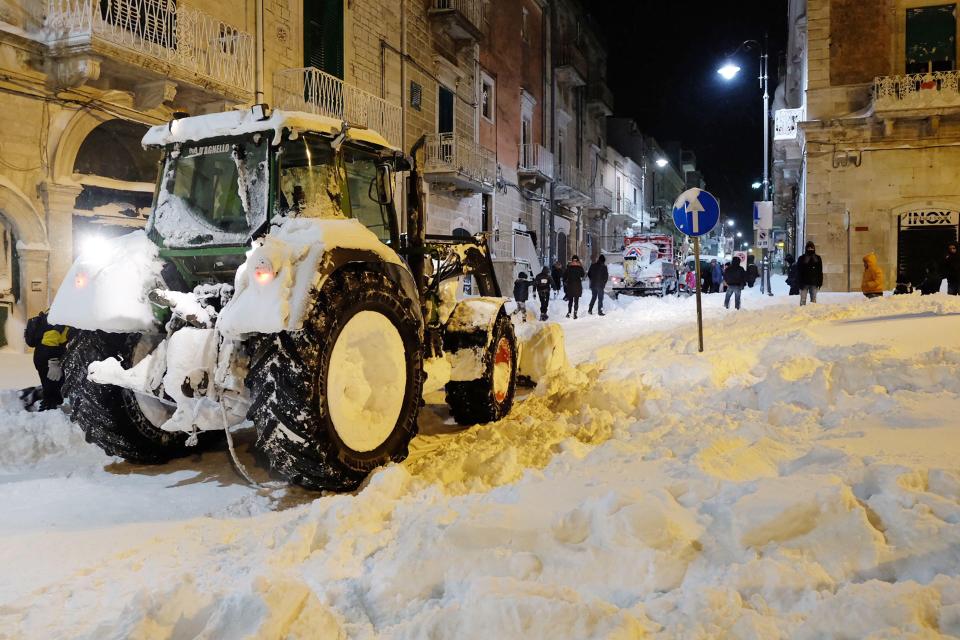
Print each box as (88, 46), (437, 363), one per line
(897, 209), (959, 286)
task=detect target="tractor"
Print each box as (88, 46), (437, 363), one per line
(49, 105), (558, 491)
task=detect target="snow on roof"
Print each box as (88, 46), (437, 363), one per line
(142, 109), (397, 151)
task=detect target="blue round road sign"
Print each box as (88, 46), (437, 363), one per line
(672, 188), (720, 237)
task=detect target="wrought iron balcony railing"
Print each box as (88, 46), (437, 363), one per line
(44, 0), (253, 93)
(590, 185), (614, 211)
(874, 71), (960, 113)
(518, 143), (554, 180)
(557, 164), (591, 200)
(274, 67), (403, 149)
(424, 133), (496, 191)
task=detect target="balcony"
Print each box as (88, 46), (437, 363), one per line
(555, 43), (588, 87)
(587, 79), (614, 116)
(555, 164), (591, 204)
(517, 143), (554, 185)
(43, 0), (253, 104)
(611, 197), (638, 223)
(423, 133), (496, 194)
(427, 0), (484, 43)
(588, 186), (614, 212)
(874, 71), (960, 117)
(274, 67), (403, 149)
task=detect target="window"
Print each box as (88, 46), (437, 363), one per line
(344, 149), (393, 244)
(438, 85), (454, 134)
(906, 4), (957, 73)
(520, 117), (532, 166)
(481, 73), (495, 122)
(410, 81), (423, 111)
(278, 135), (342, 218)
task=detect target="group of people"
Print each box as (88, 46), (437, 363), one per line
(513, 255), (610, 322)
(685, 255), (761, 295)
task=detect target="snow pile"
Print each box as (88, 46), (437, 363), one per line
(6, 293), (960, 637)
(48, 230), (163, 332)
(218, 217), (402, 336)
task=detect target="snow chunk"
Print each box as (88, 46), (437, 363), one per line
(217, 217), (403, 336)
(49, 230), (162, 332)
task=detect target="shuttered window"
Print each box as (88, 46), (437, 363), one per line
(906, 4), (957, 73)
(304, 0), (344, 78)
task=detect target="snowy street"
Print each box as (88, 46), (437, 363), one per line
(4, 285), (960, 638)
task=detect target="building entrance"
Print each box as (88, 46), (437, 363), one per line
(897, 209), (959, 288)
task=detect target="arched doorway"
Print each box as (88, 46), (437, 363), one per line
(71, 120), (160, 255)
(452, 227), (471, 239)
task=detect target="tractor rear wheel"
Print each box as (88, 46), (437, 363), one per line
(445, 312), (517, 426)
(62, 330), (188, 464)
(246, 267), (423, 491)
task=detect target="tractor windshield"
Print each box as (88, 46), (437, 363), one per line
(149, 137), (269, 248)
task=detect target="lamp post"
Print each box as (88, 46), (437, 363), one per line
(718, 36), (772, 293)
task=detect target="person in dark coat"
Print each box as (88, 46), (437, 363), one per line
(24, 310), (70, 411)
(745, 254), (760, 288)
(550, 260), (564, 299)
(512, 272), (534, 321)
(534, 267), (553, 320)
(797, 240), (823, 305)
(723, 256), (747, 310)
(943, 242), (960, 295)
(710, 260), (723, 293)
(701, 260), (714, 293)
(586, 255), (609, 316)
(785, 254), (800, 296)
(563, 255), (585, 319)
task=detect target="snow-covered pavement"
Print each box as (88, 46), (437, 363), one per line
(4, 286), (960, 638)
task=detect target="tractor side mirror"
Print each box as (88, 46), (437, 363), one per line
(374, 164), (393, 205)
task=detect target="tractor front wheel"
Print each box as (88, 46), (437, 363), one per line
(445, 313), (517, 426)
(246, 267), (423, 491)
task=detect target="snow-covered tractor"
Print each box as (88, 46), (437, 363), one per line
(49, 106), (561, 490)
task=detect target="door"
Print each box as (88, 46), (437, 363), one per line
(438, 86), (454, 135)
(304, 0), (343, 78)
(897, 209), (959, 286)
(557, 231), (568, 264)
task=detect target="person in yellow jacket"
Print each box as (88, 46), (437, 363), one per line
(861, 252), (884, 299)
(24, 310), (70, 410)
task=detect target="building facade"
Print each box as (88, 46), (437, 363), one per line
(779, 0), (960, 291)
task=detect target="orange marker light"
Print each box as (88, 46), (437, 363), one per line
(75, 272), (88, 288)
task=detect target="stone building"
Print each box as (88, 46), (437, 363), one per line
(0, 0), (260, 345)
(0, 0), (634, 342)
(779, 0), (960, 291)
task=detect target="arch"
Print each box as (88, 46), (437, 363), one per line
(51, 110), (115, 184)
(0, 176), (46, 247)
(73, 120), (158, 182)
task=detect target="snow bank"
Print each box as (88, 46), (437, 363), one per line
(48, 230), (163, 332)
(217, 217), (403, 336)
(6, 293), (960, 638)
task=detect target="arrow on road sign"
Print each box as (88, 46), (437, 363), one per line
(683, 190), (705, 233)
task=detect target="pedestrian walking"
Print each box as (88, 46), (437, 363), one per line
(797, 241), (823, 305)
(563, 255), (585, 319)
(943, 242), (960, 295)
(785, 254), (800, 295)
(587, 255), (609, 316)
(550, 260), (564, 299)
(710, 259), (723, 293)
(512, 272), (534, 321)
(745, 254), (759, 288)
(23, 310), (70, 411)
(861, 252), (884, 299)
(723, 256), (747, 309)
(534, 267), (553, 320)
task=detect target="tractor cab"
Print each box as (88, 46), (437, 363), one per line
(143, 107), (400, 282)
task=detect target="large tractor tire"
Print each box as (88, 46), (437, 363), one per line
(62, 330), (188, 464)
(445, 312), (517, 426)
(246, 267), (424, 491)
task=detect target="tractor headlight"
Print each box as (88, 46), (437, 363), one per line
(252, 256), (276, 285)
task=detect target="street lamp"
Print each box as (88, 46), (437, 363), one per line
(719, 36), (773, 295)
(736, 231), (742, 238)
(751, 181), (762, 190)
(727, 219), (735, 227)
(655, 157), (669, 168)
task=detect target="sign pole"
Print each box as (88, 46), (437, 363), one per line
(693, 236), (704, 353)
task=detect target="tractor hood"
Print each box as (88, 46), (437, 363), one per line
(49, 230), (164, 332)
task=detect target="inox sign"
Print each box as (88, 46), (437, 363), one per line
(902, 210), (959, 227)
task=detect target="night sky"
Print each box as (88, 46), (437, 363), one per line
(593, 1), (790, 229)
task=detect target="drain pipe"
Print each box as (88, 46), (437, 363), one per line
(255, 0), (264, 103)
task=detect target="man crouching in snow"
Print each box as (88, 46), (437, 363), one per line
(24, 310), (70, 411)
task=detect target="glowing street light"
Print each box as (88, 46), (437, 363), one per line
(751, 181), (762, 190)
(655, 158), (669, 168)
(727, 219), (735, 227)
(717, 63), (741, 81)
(736, 231), (743, 238)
